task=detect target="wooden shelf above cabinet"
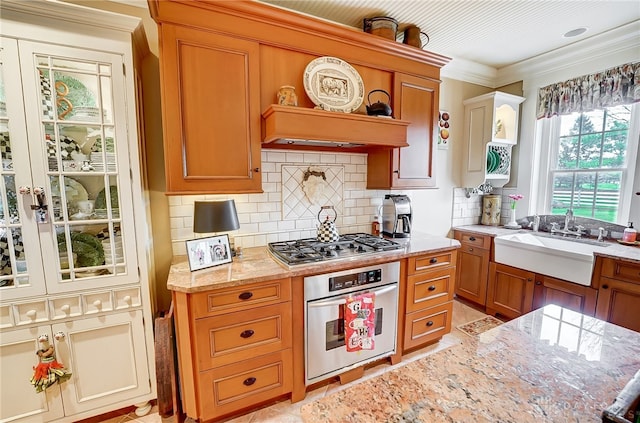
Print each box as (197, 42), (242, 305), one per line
(261, 105), (410, 151)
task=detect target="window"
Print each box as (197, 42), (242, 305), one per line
(542, 104), (639, 223)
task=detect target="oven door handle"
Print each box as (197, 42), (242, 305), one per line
(308, 284), (397, 308)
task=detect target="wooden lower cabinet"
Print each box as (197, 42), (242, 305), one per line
(486, 262), (534, 319)
(173, 278), (292, 422)
(402, 250), (456, 352)
(403, 302), (453, 350)
(487, 262), (601, 320)
(532, 275), (597, 316)
(453, 230), (491, 305)
(593, 257), (640, 332)
(198, 350), (292, 421)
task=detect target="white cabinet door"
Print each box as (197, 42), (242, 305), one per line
(0, 38), (48, 302)
(52, 311), (150, 415)
(0, 325), (65, 423)
(14, 41), (140, 294)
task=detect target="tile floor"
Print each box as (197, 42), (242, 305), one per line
(99, 298), (488, 423)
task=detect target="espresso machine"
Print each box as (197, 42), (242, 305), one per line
(381, 194), (412, 238)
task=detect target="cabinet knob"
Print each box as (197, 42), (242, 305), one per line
(527, 278), (533, 282)
(240, 329), (255, 339)
(602, 284), (609, 290)
(535, 281), (541, 285)
(26, 309), (37, 319)
(428, 285), (436, 291)
(54, 332), (66, 341)
(93, 299), (102, 308)
(238, 292), (253, 300)
(60, 304), (71, 313)
(253, 168), (260, 173)
(123, 295), (132, 304)
(469, 237), (476, 241)
(243, 377), (257, 386)
(393, 170), (399, 174)
(426, 321), (434, 327)
(468, 248), (474, 252)
(429, 258), (437, 264)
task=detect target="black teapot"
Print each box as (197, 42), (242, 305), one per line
(366, 89), (392, 117)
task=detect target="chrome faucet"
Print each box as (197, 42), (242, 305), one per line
(563, 209), (574, 231)
(597, 227), (606, 242)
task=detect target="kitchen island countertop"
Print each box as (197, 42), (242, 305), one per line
(167, 232), (459, 293)
(301, 304), (640, 422)
(455, 224), (640, 263)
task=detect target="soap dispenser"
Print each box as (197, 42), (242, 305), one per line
(623, 222), (637, 243)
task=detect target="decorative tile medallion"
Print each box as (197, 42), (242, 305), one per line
(282, 165), (344, 222)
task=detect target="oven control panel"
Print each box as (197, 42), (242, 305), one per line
(329, 269), (382, 292)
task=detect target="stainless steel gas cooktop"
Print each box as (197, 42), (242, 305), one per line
(268, 233), (404, 266)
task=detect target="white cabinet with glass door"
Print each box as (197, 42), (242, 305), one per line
(462, 91), (525, 188)
(0, 2), (155, 422)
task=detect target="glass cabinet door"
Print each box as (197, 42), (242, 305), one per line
(0, 38), (47, 301)
(16, 40), (138, 294)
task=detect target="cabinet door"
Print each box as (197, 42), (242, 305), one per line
(0, 38), (48, 300)
(486, 262), (534, 319)
(462, 97), (492, 188)
(392, 74), (438, 188)
(595, 277), (640, 332)
(0, 325), (65, 422)
(16, 41), (140, 294)
(367, 74), (439, 189)
(532, 275), (597, 316)
(455, 247), (489, 306)
(52, 310), (150, 415)
(159, 24), (262, 194)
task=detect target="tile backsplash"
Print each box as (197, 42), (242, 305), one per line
(169, 150), (395, 255)
(450, 187), (521, 228)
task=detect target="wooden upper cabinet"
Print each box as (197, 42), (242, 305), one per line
(159, 24), (262, 194)
(367, 74), (439, 189)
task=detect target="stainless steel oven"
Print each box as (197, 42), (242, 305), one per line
(304, 261), (400, 385)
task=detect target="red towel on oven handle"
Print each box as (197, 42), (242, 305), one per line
(345, 292), (375, 352)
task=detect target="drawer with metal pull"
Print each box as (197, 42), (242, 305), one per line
(403, 302), (453, 350)
(408, 250), (456, 274)
(194, 302), (292, 370)
(198, 349), (292, 421)
(192, 278), (291, 318)
(406, 267), (455, 313)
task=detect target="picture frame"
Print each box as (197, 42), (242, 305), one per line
(186, 234), (232, 271)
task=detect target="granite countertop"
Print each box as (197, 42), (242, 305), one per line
(455, 224), (640, 263)
(301, 304), (640, 422)
(167, 232), (460, 293)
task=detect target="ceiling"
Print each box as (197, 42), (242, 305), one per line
(257, 0), (640, 70)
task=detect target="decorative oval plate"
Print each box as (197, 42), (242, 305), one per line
(303, 56), (364, 113)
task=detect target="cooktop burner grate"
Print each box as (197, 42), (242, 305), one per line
(268, 233), (404, 265)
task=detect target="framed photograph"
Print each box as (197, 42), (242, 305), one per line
(186, 235), (232, 271)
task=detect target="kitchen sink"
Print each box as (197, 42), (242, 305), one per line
(493, 231), (611, 286)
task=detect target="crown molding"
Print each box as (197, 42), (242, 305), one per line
(495, 20), (640, 87)
(0, 0), (142, 33)
(440, 20), (640, 89)
(441, 57), (498, 87)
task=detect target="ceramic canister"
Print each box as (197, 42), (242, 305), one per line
(481, 194), (501, 226)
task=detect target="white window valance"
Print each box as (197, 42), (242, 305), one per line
(536, 62), (640, 119)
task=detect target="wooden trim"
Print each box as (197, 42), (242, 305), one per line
(172, 291), (198, 419)
(290, 276), (306, 403)
(148, 0), (450, 72)
(261, 105), (409, 148)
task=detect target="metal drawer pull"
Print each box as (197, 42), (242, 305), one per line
(428, 285), (436, 291)
(429, 258), (437, 264)
(602, 284), (609, 290)
(238, 292), (253, 300)
(469, 236), (476, 241)
(426, 321), (434, 327)
(240, 329), (255, 338)
(243, 377), (257, 386)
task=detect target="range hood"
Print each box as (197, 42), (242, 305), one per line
(262, 105), (410, 150)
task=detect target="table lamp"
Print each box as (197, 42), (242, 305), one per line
(193, 200), (240, 254)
